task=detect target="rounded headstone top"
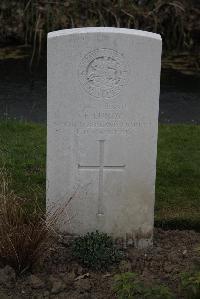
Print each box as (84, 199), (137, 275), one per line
(48, 27), (161, 41)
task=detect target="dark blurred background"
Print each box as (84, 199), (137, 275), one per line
(0, 0), (199, 123)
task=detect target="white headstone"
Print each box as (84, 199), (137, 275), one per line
(47, 27), (162, 248)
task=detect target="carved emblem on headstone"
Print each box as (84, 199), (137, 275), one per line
(78, 48), (128, 98)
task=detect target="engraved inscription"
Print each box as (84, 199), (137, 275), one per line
(62, 120), (152, 129)
(79, 49), (128, 98)
(54, 103), (152, 136)
(78, 140), (125, 216)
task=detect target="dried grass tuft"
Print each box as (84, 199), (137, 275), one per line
(0, 168), (65, 274)
(0, 0), (199, 65)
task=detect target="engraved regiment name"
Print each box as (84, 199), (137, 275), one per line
(78, 48), (128, 98)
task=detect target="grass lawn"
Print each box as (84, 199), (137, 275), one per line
(0, 121), (46, 202)
(156, 124), (200, 230)
(0, 120), (199, 230)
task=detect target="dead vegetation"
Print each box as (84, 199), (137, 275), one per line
(0, 0), (199, 74)
(0, 168), (63, 274)
(0, 0), (199, 58)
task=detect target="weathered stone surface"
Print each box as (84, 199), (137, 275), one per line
(47, 27), (162, 247)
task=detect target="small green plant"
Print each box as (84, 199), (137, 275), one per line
(72, 230), (122, 270)
(144, 284), (175, 299)
(114, 272), (144, 299)
(113, 272), (174, 299)
(180, 271), (200, 299)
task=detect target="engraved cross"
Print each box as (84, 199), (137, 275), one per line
(78, 140), (125, 216)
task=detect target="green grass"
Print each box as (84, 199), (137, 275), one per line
(155, 124), (200, 230)
(0, 121), (46, 202)
(0, 121), (199, 230)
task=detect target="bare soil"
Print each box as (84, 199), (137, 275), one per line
(0, 229), (200, 299)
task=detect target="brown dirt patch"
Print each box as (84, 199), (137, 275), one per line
(0, 228), (200, 298)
